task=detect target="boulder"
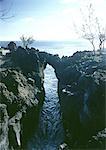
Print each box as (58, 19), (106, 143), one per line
(8, 41), (17, 52)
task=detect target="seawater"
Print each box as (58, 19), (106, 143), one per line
(32, 40), (91, 57)
(0, 40), (91, 57)
(28, 65), (64, 150)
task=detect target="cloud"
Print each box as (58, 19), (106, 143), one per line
(1, 0), (106, 41)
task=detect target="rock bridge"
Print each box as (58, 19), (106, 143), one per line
(38, 52), (61, 71)
(1, 43), (105, 149)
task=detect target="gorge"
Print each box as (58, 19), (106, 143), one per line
(0, 42), (106, 149)
(28, 65), (64, 150)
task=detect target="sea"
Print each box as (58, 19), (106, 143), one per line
(0, 40), (92, 57)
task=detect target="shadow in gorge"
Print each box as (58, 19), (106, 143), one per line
(28, 64), (64, 150)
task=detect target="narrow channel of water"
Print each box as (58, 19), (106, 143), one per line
(28, 64), (64, 150)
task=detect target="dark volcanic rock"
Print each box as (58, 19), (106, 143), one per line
(0, 104), (9, 150)
(0, 42), (105, 149)
(0, 45), (45, 149)
(8, 41), (17, 52)
(57, 51), (106, 149)
(32, 50), (106, 149)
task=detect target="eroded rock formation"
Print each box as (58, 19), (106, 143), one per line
(0, 42), (106, 149)
(57, 51), (106, 149)
(0, 46), (45, 149)
(32, 49), (106, 149)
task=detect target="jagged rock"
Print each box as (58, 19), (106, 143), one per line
(59, 143), (69, 150)
(86, 128), (106, 149)
(0, 104), (9, 150)
(36, 50), (106, 148)
(57, 51), (106, 149)
(8, 42), (17, 52)
(27, 77), (35, 85)
(0, 44), (45, 149)
(0, 42), (105, 149)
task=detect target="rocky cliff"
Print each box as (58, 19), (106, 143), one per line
(0, 42), (106, 149)
(30, 50), (106, 149)
(0, 45), (46, 149)
(57, 51), (106, 149)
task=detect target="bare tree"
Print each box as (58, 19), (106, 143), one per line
(96, 18), (106, 52)
(74, 2), (106, 54)
(20, 35), (34, 49)
(80, 3), (96, 54)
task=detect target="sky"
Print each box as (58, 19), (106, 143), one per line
(0, 0), (106, 41)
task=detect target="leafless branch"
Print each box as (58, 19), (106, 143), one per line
(74, 2), (106, 54)
(20, 35), (34, 49)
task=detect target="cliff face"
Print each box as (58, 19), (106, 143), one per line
(0, 46), (45, 149)
(0, 43), (105, 149)
(35, 50), (106, 149)
(57, 51), (106, 149)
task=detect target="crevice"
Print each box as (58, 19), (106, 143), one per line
(28, 64), (64, 150)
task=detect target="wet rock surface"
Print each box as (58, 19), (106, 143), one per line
(0, 46), (45, 149)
